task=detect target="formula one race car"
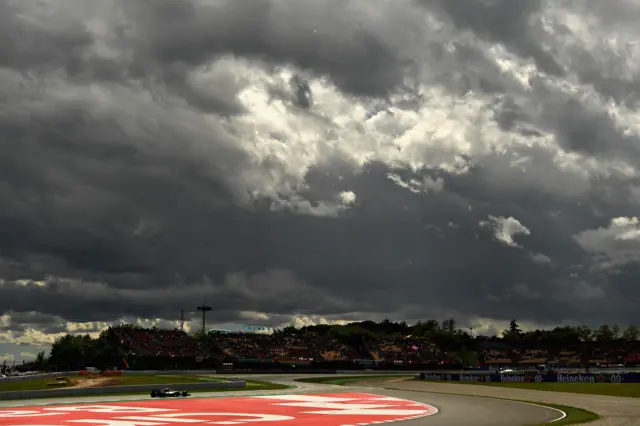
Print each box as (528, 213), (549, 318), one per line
(150, 387), (190, 398)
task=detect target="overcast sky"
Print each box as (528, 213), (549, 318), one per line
(2, 0), (640, 362)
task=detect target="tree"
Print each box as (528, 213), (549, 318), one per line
(192, 329), (207, 341)
(501, 329), (519, 343)
(50, 334), (89, 370)
(509, 319), (521, 334)
(576, 325), (592, 342)
(611, 324), (621, 339)
(442, 319), (456, 334)
(501, 319), (522, 344)
(623, 325), (639, 341)
(594, 324), (615, 342)
(415, 320), (440, 335)
(457, 345), (479, 368)
(35, 351), (46, 370)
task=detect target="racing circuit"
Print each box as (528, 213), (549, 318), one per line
(1, 373), (639, 425)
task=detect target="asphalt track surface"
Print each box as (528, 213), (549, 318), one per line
(369, 377), (640, 426)
(0, 373), (637, 425)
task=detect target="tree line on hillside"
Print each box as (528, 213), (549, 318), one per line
(16, 319), (640, 372)
(19, 331), (124, 373)
(288, 319), (640, 347)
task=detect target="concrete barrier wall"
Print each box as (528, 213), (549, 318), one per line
(417, 371), (640, 383)
(418, 370), (494, 375)
(335, 369), (483, 375)
(0, 380), (245, 401)
(418, 368), (640, 375)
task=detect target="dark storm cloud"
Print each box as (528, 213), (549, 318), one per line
(0, 312), (59, 333)
(537, 86), (640, 158)
(0, 1), (94, 73)
(556, 2), (640, 108)
(1, 0), (640, 341)
(420, 0), (564, 76)
(119, 0), (409, 98)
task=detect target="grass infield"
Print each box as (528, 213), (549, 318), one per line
(298, 376), (601, 425)
(296, 374), (413, 385)
(410, 377), (640, 398)
(530, 403), (599, 426)
(0, 378), (290, 401)
(0, 374), (288, 393)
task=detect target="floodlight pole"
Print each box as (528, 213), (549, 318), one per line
(197, 305), (212, 334)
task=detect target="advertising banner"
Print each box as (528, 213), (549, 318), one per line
(419, 372), (640, 383)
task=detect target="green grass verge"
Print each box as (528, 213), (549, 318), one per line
(296, 374), (413, 385)
(0, 378), (73, 392)
(69, 380), (290, 397)
(116, 375), (229, 385)
(0, 380), (290, 401)
(530, 403), (599, 426)
(243, 380), (291, 390)
(0, 374), (231, 392)
(0, 374), (290, 393)
(410, 377), (640, 398)
(304, 376), (600, 425)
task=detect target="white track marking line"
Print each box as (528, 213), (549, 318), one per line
(356, 392), (440, 418)
(388, 389), (566, 423)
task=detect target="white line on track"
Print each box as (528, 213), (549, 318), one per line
(500, 400), (566, 423)
(404, 392), (567, 423)
(342, 380), (568, 423)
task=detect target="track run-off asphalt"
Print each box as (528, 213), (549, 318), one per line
(0, 373), (638, 425)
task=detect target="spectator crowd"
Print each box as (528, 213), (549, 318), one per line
(110, 324), (457, 369)
(28, 320), (639, 372)
(106, 321), (640, 371)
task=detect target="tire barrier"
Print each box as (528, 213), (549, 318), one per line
(0, 379), (245, 401)
(418, 371), (639, 383)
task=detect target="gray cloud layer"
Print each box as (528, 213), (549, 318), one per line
(2, 0), (640, 339)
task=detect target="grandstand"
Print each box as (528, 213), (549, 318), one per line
(17, 320), (639, 374)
